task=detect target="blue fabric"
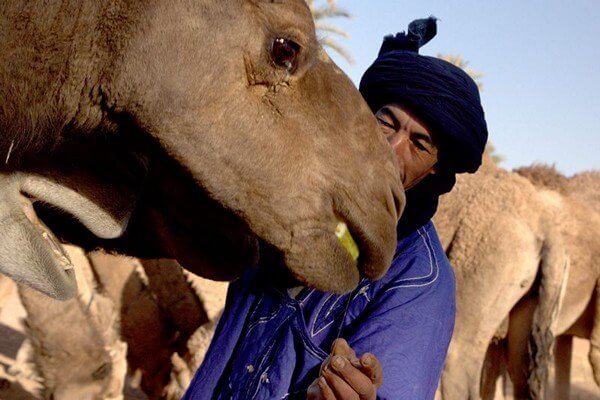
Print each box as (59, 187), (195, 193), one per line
(183, 221), (455, 400)
(359, 17), (488, 174)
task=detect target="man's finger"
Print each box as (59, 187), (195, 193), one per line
(319, 376), (337, 400)
(322, 338), (359, 375)
(331, 338), (358, 363)
(308, 377), (335, 400)
(330, 355), (376, 400)
(323, 368), (360, 400)
(359, 353), (383, 388)
(307, 380), (321, 400)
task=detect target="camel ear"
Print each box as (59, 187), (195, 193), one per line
(21, 174), (133, 239)
(0, 198), (77, 300)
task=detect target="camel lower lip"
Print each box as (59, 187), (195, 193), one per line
(26, 203), (74, 273)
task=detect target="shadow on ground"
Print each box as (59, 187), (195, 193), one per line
(571, 384), (600, 400)
(0, 324), (24, 360)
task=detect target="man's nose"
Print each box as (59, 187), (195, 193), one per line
(388, 131), (408, 151)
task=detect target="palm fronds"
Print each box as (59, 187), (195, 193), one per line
(306, 0), (354, 64)
(437, 54), (484, 91)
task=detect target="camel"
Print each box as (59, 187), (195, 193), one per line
(13, 251), (227, 399)
(502, 166), (600, 399)
(0, 0), (404, 302)
(18, 245), (128, 400)
(434, 160), (600, 399)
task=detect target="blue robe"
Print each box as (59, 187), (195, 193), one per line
(183, 221), (455, 399)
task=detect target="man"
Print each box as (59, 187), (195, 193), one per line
(184, 17), (488, 399)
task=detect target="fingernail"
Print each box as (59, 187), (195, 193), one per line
(319, 377), (327, 386)
(350, 357), (361, 368)
(332, 356), (346, 370)
(362, 355), (372, 366)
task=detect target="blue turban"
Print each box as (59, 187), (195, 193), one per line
(359, 17), (488, 173)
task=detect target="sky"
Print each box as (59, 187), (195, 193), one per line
(323, 0), (600, 175)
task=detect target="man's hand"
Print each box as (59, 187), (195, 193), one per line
(307, 339), (383, 400)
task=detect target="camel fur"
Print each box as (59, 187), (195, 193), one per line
(1, 0), (404, 299)
(435, 160), (599, 399)
(18, 245), (127, 400)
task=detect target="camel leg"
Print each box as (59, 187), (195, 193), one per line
(139, 259), (209, 346)
(88, 252), (176, 399)
(441, 335), (495, 399)
(590, 280), (600, 387)
(19, 245), (126, 400)
(480, 338), (507, 400)
(554, 335), (573, 399)
(507, 294), (536, 400)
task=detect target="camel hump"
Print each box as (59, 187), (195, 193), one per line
(514, 164), (570, 194)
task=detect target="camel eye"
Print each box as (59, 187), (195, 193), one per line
(271, 38), (301, 72)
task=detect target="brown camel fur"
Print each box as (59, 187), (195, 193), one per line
(18, 246), (127, 400)
(508, 167), (600, 399)
(16, 250), (200, 399)
(435, 161), (599, 400)
(13, 236), (228, 399)
(0, 0), (404, 300)
(88, 253), (203, 399)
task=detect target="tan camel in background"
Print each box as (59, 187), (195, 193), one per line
(17, 246), (128, 400)
(503, 167), (600, 399)
(435, 160), (599, 400)
(4, 250), (224, 400)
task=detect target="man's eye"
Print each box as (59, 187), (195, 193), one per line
(376, 118), (395, 129)
(413, 139), (428, 151)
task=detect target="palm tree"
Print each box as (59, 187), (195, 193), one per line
(306, 0), (354, 64)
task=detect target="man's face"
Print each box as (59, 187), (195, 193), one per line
(375, 103), (439, 190)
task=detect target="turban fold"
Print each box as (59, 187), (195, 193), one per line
(359, 17), (488, 173)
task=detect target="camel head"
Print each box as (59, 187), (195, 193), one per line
(0, 0), (404, 299)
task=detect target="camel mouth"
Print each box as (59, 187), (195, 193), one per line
(0, 192), (79, 300)
(335, 221), (360, 263)
(21, 198), (75, 276)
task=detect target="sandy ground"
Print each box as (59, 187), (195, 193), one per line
(497, 338), (600, 399)
(565, 338), (600, 399)
(1, 280), (598, 399)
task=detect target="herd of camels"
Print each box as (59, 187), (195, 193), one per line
(0, 0), (598, 399)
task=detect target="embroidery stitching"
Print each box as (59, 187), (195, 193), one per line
(384, 227), (440, 291)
